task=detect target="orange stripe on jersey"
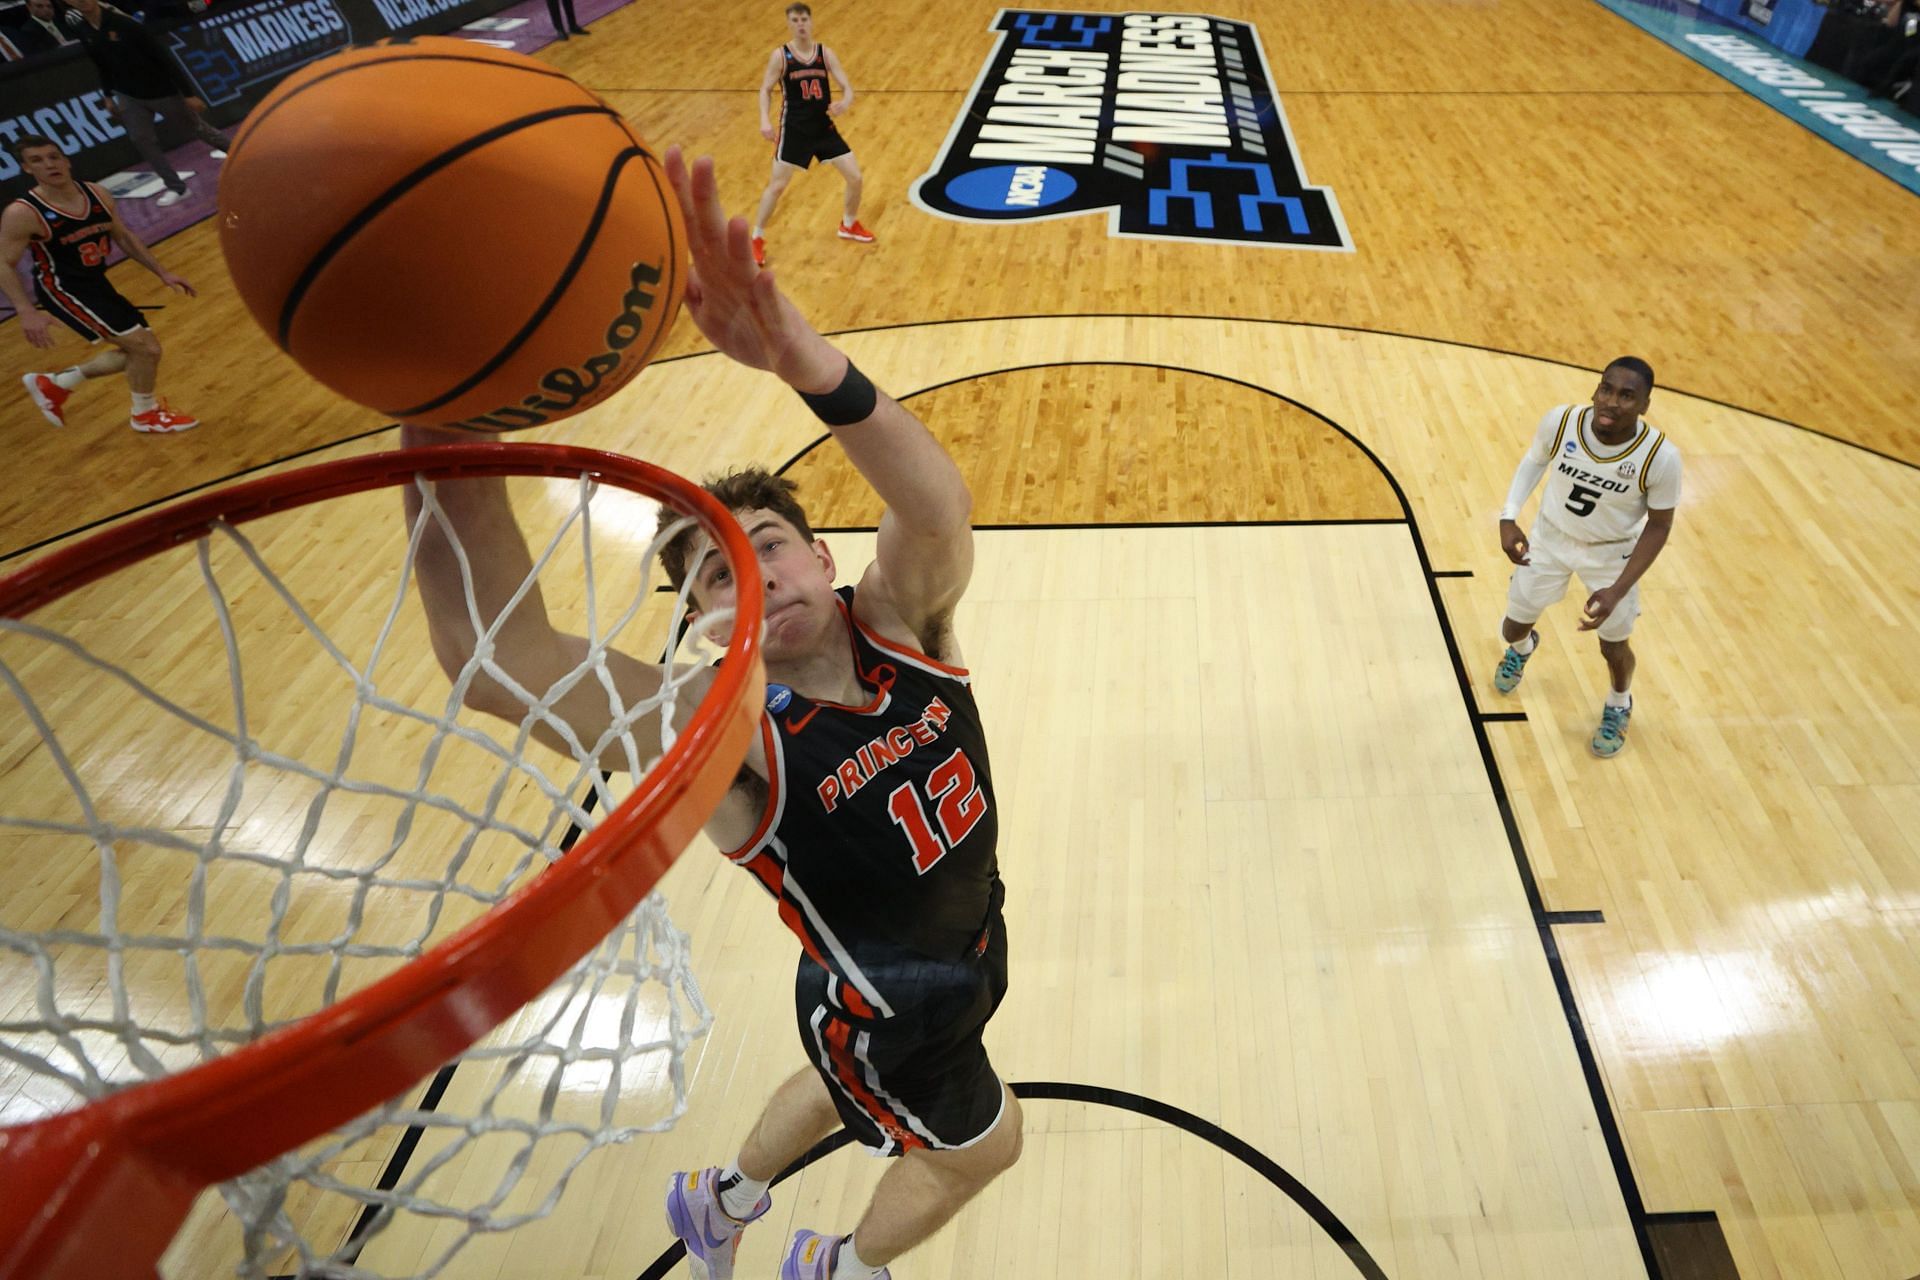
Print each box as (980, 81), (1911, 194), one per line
(33, 258), (111, 338)
(741, 849), (784, 896)
(834, 975), (875, 1019)
(824, 1018), (924, 1151)
(778, 897), (831, 969)
(848, 609), (970, 678)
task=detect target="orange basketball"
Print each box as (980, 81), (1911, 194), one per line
(217, 38), (684, 432)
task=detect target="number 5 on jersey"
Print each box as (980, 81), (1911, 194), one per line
(886, 747), (988, 874)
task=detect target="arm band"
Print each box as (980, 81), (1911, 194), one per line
(797, 360), (878, 426)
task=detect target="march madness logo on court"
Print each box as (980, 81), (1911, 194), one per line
(912, 10), (1349, 250)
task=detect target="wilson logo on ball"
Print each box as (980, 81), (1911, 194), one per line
(451, 259), (669, 433)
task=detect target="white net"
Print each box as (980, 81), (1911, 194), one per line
(0, 466), (734, 1279)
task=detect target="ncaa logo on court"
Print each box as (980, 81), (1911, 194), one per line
(913, 10), (1350, 249)
(944, 164), (1079, 212)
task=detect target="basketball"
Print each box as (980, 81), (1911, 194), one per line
(216, 37), (684, 432)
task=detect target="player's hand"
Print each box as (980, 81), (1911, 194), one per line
(159, 272), (196, 297)
(184, 96), (207, 115)
(1578, 586), (1623, 631)
(1499, 519), (1530, 566)
(827, 100), (846, 117)
(20, 308), (57, 349)
(760, 124), (776, 142)
(663, 146), (844, 393)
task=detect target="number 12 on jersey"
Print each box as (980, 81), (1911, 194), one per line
(886, 747), (988, 874)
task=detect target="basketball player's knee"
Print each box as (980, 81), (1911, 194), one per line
(1599, 637), (1631, 661)
(122, 329), (161, 360)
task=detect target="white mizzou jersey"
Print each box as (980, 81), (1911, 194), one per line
(1529, 404), (1681, 544)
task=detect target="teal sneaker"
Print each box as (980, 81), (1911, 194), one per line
(1492, 630), (1538, 694)
(1591, 699), (1633, 758)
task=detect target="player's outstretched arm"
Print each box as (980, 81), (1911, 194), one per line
(396, 424), (704, 764)
(0, 204), (57, 348)
(662, 146), (973, 637)
(99, 190), (193, 295)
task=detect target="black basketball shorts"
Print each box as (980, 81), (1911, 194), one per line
(775, 119), (852, 169)
(793, 917), (1009, 1156)
(34, 274), (145, 341)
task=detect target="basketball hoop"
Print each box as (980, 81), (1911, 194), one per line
(0, 445), (763, 1280)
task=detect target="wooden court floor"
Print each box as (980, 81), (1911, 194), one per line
(4, 2), (1919, 1278)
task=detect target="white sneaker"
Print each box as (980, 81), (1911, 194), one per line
(156, 190), (186, 208)
(209, 149), (226, 160)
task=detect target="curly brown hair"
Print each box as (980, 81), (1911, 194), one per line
(656, 466), (815, 593)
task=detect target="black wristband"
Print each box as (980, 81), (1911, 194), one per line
(796, 361), (879, 426)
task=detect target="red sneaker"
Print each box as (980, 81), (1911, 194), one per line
(836, 220), (875, 243)
(22, 373), (69, 427)
(751, 235), (767, 266)
(130, 403), (200, 434)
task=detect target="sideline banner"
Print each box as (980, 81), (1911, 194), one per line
(0, 0), (515, 196)
(1593, 0), (1920, 196)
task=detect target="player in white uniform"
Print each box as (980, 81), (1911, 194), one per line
(1492, 357), (1681, 757)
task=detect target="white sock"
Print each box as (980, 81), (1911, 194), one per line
(131, 391), (158, 415)
(1510, 630), (1536, 656)
(53, 367), (88, 391)
(833, 1235), (883, 1280)
(717, 1163), (768, 1220)
(751, 224), (763, 238)
(1606, 689), (1632, 710)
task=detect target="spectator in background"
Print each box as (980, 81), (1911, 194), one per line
(3, 0), (77, 60)
(63, 0), (229, 207)
(545, 0), (585, 40)
(1857, 0), (1920, 108)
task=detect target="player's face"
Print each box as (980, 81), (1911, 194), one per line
(19, 145), (71, 186)
(1591, 367), (1650, 434)
(691, 509), (836, 659)
(787, 9), (812, 40)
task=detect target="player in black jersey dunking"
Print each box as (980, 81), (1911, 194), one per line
(2, 135), (200, 434)
(751, 2), (873, 267)
(401, 149), (1017, 1280)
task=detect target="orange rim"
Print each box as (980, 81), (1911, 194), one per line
(0, 444), (764, 1280)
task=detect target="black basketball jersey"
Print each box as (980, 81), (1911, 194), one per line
(726, 587), (1002, 1020)
(779, 43), (833, 127)
(13, 184), (114, 285)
